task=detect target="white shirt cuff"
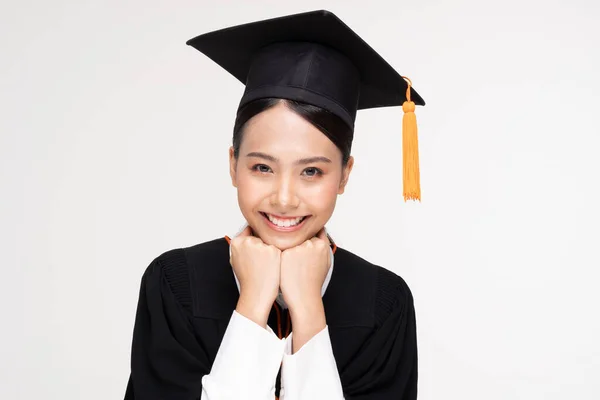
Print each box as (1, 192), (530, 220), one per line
(201, 310), (285, 399)
(280, 326), (345, 399)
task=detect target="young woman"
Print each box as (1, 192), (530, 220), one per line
(124, 9), (424, 400)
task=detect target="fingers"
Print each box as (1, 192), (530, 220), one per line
(232, 226), (280, 255)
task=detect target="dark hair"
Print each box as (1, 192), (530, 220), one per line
(232, 98), (353, 166)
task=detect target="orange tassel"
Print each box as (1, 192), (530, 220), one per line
(401, 76), (421, 202)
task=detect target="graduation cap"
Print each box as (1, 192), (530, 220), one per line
(186, 10), (425, 201)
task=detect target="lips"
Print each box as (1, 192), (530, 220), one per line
(260, 212), (310, 229)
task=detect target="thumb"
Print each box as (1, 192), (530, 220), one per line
(316, 227), (329, 242)
(311, 227), (329, 245)
(237, 224), (253, 238)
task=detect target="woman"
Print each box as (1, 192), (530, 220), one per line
(124, 9), (424, 400)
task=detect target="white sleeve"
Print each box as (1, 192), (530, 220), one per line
(201, 310), (286, 399)
(280, 326), (345, 400)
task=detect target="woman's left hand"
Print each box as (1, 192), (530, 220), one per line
(280, 228), (330, 313)
(280, 228), (330, 352)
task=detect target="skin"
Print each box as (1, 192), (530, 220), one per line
(229, 101), (354, 352)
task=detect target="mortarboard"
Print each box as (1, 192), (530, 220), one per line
(186, 10), (425, 201)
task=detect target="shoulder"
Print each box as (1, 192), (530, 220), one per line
(334, 246), (413, 294)
(141, 237), (230, 311)
(334, 246), (414, 327)
(183, 236), (230, 266)
(147, 237), (229, 276)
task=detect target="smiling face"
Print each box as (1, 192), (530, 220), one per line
(229, 101), (354, 251)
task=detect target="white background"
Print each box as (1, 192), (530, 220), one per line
(1, 0), (599, 399)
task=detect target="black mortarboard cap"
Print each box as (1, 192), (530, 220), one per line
(186, 9), (424, 129)
(187, 9), (425, 201)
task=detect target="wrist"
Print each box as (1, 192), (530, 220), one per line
(284, 288), (321, 310)
(288, 297), (325, 326)
(236, 294), (273, 328)
(288, 300), (326, 353)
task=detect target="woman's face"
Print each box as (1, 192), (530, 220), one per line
(229, 101), (354, 251)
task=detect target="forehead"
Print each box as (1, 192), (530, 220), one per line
(240, 103), (341, 160)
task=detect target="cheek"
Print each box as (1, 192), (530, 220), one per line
(302, 179), (340, 213)
(235, 171), (267, 208)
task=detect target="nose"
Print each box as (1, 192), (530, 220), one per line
(269, 174), (300, 209)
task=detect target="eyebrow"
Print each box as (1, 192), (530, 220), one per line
(245, 151), (332, 165)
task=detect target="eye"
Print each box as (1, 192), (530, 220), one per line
(302, 167), (323, 177)
(251, 164), (272, 174)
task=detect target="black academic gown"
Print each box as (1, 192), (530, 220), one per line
(124, 237), (418, 399)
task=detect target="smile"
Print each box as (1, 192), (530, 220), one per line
(260, 212), (310, 231)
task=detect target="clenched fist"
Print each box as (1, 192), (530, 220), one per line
(230, 225), (281, 327)
(280, 228), (331, 352)
(280, 228), (331, 313)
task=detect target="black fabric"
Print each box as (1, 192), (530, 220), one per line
(186, 10), (425, 129)
(124, 237), (418, 399)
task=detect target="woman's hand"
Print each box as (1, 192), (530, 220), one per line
(230, 225), (281, 328)
(280, 228), (330, 352)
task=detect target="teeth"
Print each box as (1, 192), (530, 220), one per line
(266, 213), (304, 227)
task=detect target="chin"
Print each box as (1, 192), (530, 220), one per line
(270, 238), (305, 251)
(258, 231), (308, 251)
(248, 221), (311, 251)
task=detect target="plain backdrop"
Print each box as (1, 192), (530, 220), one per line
(1, 0), (599, 399)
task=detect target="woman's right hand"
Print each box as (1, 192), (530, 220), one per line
(230, 225), (281, 328)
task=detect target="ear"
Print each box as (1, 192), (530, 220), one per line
(338, 155), (354, 195)
(229, 146), (238, 188)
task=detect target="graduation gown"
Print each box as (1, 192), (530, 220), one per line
(124, 237), (418, 399)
